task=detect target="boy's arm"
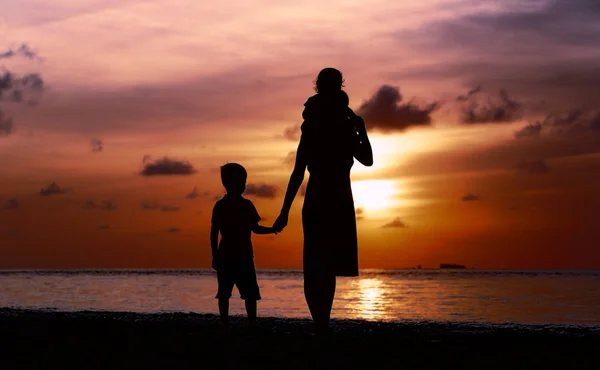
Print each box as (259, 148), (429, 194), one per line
(210, 203), (220, 262)
(210, 223), (219, 256)
(252, 224), (277, 235)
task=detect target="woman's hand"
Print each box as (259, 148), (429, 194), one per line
(273, 212), (289, 233)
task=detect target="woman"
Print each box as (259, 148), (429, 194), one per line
(273, 68), (373, 333)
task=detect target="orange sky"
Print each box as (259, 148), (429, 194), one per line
(1, 0), (600, 269)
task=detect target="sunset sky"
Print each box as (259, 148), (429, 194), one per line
(1, 0), (600, 269)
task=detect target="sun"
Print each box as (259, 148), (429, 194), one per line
(351, 180), (398, 213)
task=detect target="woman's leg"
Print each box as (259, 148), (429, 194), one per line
(322, 275), (336, 327)
(304, 273), (336, 332)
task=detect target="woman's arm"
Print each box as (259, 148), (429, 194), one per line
(273, 135), (308, 231)
(352, 115), (373, 167)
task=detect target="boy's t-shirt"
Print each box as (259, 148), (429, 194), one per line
(211, 194), (261, 258)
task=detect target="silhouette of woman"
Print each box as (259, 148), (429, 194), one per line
(273, 68), (373, 333)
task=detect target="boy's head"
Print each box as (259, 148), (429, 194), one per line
(220, 162), (247, 195)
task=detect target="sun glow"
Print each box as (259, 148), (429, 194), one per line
(351, 179), (399, 213)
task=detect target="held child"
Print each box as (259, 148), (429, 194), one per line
(210, 163), (278, 327)
(302, 69), (365, 139)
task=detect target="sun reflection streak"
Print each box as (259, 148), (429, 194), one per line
(355, 278), (387, 320)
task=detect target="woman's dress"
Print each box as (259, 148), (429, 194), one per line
(300, 93), (359, 277)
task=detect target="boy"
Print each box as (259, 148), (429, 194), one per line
(211, 162), (278, 327)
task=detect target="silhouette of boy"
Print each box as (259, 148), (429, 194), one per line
(211, 163), (277, 327)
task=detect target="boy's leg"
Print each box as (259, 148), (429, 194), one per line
(218, 298), (230, 326)
(245, 300), (257, 326)
(237, 258), (261, 325)
(216, 261), (234, 326)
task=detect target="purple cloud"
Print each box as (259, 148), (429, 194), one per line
(140, 157), (197, 176)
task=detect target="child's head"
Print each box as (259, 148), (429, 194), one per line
(339, 90), (349, 106)
(220, 162), (247, 195)
(314, 68), (344, 94)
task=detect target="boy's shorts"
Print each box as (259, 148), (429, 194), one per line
(216, 257), (261, 301)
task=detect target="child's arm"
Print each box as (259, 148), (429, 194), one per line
(210, 223), (219, 270)
(350, 113), (373, 167)
(252, 224), (277, 235)
(210, 204), (220, 271)
(210, 223), (219, 256)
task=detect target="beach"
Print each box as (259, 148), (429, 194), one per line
(2, 309), (598, 370)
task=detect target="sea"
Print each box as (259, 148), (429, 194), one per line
(1, 269), (599, 326)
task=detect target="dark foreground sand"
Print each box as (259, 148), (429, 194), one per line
(1, 309), (598, 370)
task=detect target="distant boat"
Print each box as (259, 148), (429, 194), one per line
(440, 263), (466, 269)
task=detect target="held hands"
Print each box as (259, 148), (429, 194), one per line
(273, 212), (289, 234)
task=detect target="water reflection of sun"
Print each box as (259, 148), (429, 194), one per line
(356, 278), (386, 320)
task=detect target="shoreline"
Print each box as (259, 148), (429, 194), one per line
(2, 308), (599, 369)
(2, 307), (599, 333)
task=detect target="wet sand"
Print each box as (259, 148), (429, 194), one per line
(1, 308), (598, 369)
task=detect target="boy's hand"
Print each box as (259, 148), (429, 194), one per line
(212, 256), (219, 272)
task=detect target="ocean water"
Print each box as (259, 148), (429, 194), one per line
(1, 269), (599, 326)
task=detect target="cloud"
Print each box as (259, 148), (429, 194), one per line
(356, 207), (365, 220)
(456, 86), (482, 102)
(0, 110), (13, 136)
(185, 186), (209, 199)
(515, 159), (549, 174)
(0, 54), (44, 135)
(461, 193), (480, 202)
(515, 122), (543, 139)
(160, 205), (181, 212)
(1, 198), (19, 210)
(397, 0), (600, 111)
(283, 125), (301, 141)
(592, 113), (600, 131)
(140, 157), (197, 176)
(0, 71), (44, 102)
(381, 217), (407, 228)
(284, 151), (296, 166)
(39, 182), (68, 196)
(0, 229), (26, 239)
(90, 138), (103, 152)
(140, 201), (181, 211)
(357, 85), (439, 132)
(459, 88), (523, 124)
(83, 200), (117, 211)
(185, 187), (200, 199)
(168, 227), (181, 233)
(513, 110), (591, 139)
(245, 183), (277, 198)
(20, 66), (306, 136)
(0, 44), (41, 60)
(98, 224), (111, 230)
